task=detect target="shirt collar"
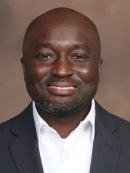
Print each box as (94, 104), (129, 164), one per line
(33, 99), (96, 143)
(78, 99), (95, 141)
(33, 101), (48, 144)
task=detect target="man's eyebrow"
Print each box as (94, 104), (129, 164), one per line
(73, 44), (90, 51)
(35, 43), (90, 51)
(35, 43), (51, 49)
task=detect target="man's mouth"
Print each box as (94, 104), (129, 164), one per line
(48, 86), (75, 90)
(47, 84), (77, 96)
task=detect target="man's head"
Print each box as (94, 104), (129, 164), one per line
(21, 7), (103, 116)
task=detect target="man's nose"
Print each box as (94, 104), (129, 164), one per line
(51, 57), (74, 77)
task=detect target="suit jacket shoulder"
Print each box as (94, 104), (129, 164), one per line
(0, 103), (33, 140)
(0, 103), (44, 173)
(90, 101), (130, 173)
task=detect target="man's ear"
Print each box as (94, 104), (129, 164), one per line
(98, 58), (103, 81)
(98, 58), (103, 74)
(21, 57), (25, 74)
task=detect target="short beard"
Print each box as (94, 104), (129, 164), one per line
(24, 75), (99, 116)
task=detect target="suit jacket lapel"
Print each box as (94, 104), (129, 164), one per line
(9, 103), (44, 173)
(90, 102), (122, 173)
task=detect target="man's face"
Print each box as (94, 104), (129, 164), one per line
(22, 18), (102, 115)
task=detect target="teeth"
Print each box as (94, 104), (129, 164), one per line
(49, 86), (75, 90)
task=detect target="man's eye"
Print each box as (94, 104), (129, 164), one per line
(35, 54), (53, 60)
(72, 54), (89, 61)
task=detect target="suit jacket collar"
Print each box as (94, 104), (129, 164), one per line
(9, 103), (44, 173)
(90, 101), (122, 173)
(9, 101), (122, 173)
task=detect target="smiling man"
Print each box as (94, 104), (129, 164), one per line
(0, 7), (130, 173)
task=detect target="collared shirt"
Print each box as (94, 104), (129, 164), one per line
(33, 99), (95, 173)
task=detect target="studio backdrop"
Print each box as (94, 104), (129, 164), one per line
(0, 0), (130, 122)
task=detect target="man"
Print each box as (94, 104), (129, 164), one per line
(0, 7), (130, 173)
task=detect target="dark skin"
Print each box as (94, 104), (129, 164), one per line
(21, 8), (103, 138)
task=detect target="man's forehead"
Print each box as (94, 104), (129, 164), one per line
(23, 7), (101, 58)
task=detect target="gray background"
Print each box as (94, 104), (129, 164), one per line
(0, 0), (130, 122)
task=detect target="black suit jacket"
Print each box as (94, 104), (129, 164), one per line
(0, 101), (130, 173)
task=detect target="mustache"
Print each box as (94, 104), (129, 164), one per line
(43, 76), (81, 86)
(25, 75), (81, 86)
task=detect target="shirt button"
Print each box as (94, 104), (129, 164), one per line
(65, 154), (69, 159)
(47, 127), (51, 131)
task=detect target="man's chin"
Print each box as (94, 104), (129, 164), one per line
(35, 100), (88, 116)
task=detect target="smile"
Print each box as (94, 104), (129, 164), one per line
(48, 86), (75, 90)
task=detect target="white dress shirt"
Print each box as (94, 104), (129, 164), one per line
(33, 99), (95, 173)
